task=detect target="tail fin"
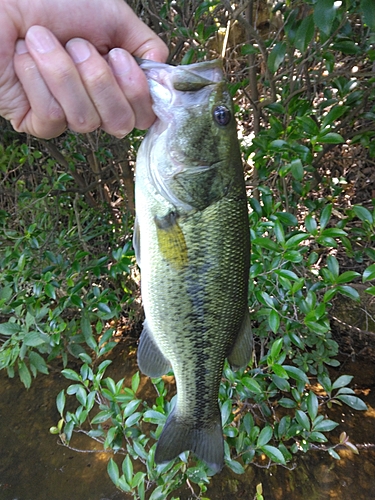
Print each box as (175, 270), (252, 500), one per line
(155, 409), (224, 474)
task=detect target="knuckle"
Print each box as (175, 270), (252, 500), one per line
(52, 64), (77, 84)
(84, 67), (111, 94)
(68, 115), (101, 134)
(103, 111), (135, 138)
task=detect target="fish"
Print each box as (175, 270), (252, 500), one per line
(133, 58), (252, 474)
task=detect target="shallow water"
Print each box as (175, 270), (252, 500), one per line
(0, 350), (374, 500)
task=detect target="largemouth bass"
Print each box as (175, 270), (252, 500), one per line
(133, 59), (252, 474)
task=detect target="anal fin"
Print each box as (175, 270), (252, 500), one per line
(137, 320), (171, 377)
(227, 309), (253, 370)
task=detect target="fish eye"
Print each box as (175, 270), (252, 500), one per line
(213, 105), (231, 126)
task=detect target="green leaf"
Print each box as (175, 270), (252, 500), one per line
(272, 365), (289, 382)
(107, 458), (119, 486)
(328, 448), (341, 460)
(313, 0), (336, 35)
(283, 365), (309, 385)
(270, 338), (283, 360)
(221, 399), (233, 426)
(332, 40), (361, 55)
(295, 410), (310, 431)
(91, 409), (113, 425)
(242, 377), (263, 395)
(252, 237), (280, 252)
(284, 233), (309, 249)
(313, 419), (339, 432)
(70, 294), (84, 308)
(288, 331), (305, 349)
(336, 271), (360, 284)
(56, 390), (66, 416)
(122, 455), (133, 485)
(320, 228), (347, 237)
(125, 412), (142, 427)
(279, 398), (297, 409)
(275, 269), (299, 281)
(305, 215), (317, 234)
(316, 235), (337, 247)
(295, 14), (315, 52)
(275, 212), (298, 226)
(307, 391), (319, 421)
(363, 264), (375, 282)
(318, 132), (345, 144)
(18, 361), (32, 388)
(337, 285), (360, 301)
(268, 309), (280, 333)
(284, 250), (303, 263)
(327, 255), (339, 278)
(322, 105), (349, 128)
(267, 42), (287, 73)
(298, 116), (320, 135)
(149, 486), (169, 500)
(81, 313), (97, 351)
(225, 459), (245, 474)
(309, 431), (328, 443)
(0, 286), (12, 301)
(272, 373), (290, 392)
(290, 159), (304, 181)
(131, 371), (140, 393)
(352, 205), (373, 224)
(241, 44), (259, 55)
(117, 476), (131, 493)
(260, 445), (286, 465)
(332, 374), (353, 390)
(124, 399), (141, 419)
(24, 331), (46, 347)
(257, 426), (273, 447)
(143, 410), (167, 425)
(336, 395), (367, 411)
(61, 369), (81, 381)
(0, 322), (22, 336)
(260, 292), (275, 308)
(320, 204), (332, 230)
(361, 0), (375, 30)
(29, 351), (48, 374)
(273, 219), (285, 244)
(45, 283), (56, 300)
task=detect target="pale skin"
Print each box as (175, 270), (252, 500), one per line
(0, 0), (169, 139)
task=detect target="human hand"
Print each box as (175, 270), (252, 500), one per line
(0, 0), (168, 139)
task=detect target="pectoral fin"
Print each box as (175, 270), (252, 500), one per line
(154, 211), (188, 268)
(227, 309), (253, 370)
(137, 320), (171, 377)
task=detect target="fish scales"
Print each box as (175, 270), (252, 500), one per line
(134, 59), (252, 473)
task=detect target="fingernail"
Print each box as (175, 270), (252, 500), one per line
(66, 39), (91, 64)
(108, 48), (132, 75)
(15, 39), (28, 55)
(27, 26), (56, 54)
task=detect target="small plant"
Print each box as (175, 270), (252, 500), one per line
(0, 165), (134, 387)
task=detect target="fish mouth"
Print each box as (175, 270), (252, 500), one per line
(140, 59), (224, 114)
(139, 58), (223, 87)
